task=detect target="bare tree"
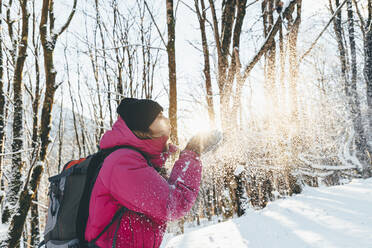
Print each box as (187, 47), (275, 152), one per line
(195, 0), (215, 127)
(166, 0), (178, 144)
(366, 1), (372, 148)
(29, 0), (43, 245)
(277, 0), (286, 108)
(346, 0), (370, 173)
(65, 45), (82, 157)
(39, 0), (76, 160)
(57, 89), (64, 172)
(286, 0), (302, 124)
(262, 0), (278, 116)
(0, 0), (5, 205)
(1, 0), (77, 246)
(207, 0), (237, 132)
(2, 0), (30, 225)
(353, 0), (372, 156)
(330, 0), (370, 175)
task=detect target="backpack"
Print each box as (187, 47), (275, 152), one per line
(39, 145), (155, 248)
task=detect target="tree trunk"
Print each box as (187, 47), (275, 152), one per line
(2, 165), (43, 247)
(267, 0), (277, 112)
(57, 95), (64, 172)
(30, 2), (42, 243)
(346, 0), (370, 173)
(2, 0), (77, 245)
(331, 0), (349, 92)
(227, 0), (247, 129)
(195, 0), (215, 127)
(279, 21), (285, 108)
(287, 0), (302, 125)
(30, 191), (40, 247)
(208, 0), (251, 132)
(0, 0), (5, 205)
(234, 173), (245, 216)
(262, 0), (277, 122)
(218, 0), (236, 133)
(2, 0), (29, 224)
(364, 0), (372, 157)
(166, 0), (178, 145)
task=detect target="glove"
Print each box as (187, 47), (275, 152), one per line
(185, 130), (223, 156)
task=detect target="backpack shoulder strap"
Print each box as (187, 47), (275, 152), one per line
(89, 206), (127, 246)
(99, 145), (154, 168)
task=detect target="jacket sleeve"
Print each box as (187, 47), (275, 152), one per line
(100, 149), (202, 223)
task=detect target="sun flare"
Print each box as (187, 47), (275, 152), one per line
(188, 114), (211, 134)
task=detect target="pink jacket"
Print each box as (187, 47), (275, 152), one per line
(85, 117), (202, 248)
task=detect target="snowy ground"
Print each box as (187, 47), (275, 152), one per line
(162, 178), (372, 248)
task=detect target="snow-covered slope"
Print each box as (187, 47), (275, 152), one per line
(162, 178), (372, 248)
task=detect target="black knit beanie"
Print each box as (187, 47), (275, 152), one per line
(117, 98), (163, 132)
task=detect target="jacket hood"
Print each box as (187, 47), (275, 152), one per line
(99, 116), (169, 166)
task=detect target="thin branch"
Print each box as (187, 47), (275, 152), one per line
(180, 0), (197, 14)
(187, 39), (203, 53)
(31, 200), (48, 210)
(143, 0), (167, 48)
(0, 148), (33, 157)
(368, 0), (372, 29)
(246, 0), (259, 9)
(298, 0), (348, 65)
(352, 0), (366, 41)
(87, 43), (166, 52)
(56, 0), (77, 37)
(352, 0), (365, 29)
(24, 83), (34, 100)
(208, 0), (222, 60)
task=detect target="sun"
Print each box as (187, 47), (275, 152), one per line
(188, 113), (211, 134)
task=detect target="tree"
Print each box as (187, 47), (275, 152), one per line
(0, 0), (5, 206)
(2, 0), (30, 224)
(366, 1), (372, 149)
(346, 0), (370, 173)
(262, 0), (278, 117)
(353, 0), (372, 156)
(286, 0), (302, 125)
(195, 0), (216, 127)
(207, 0), (245, 132)
(166, 0), (178, 145)
(330, 0), (370, 175)
(1, 0), (77, 246)
(28, 1), (43, 245)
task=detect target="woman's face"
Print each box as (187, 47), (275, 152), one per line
(148, 111), (171, 138)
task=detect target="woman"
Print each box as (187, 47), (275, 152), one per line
(85, 98), (218, 248)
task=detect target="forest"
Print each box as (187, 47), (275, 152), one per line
(0, 0), (371, 247)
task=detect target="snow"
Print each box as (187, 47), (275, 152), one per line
(162, 178), (372, 248)
(299, 153), (356, 170)
(282, 0), (296, 11)
(0, 223), (8, 242)
(182, 161), (190, 173)
(234, 165), (245, 176)
(175, 177), (185, 184)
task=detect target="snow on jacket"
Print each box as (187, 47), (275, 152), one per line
(85, 116), (202, 248)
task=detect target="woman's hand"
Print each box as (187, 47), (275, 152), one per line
(185, 130), (223, 156)
(185, 134), (202, 155)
